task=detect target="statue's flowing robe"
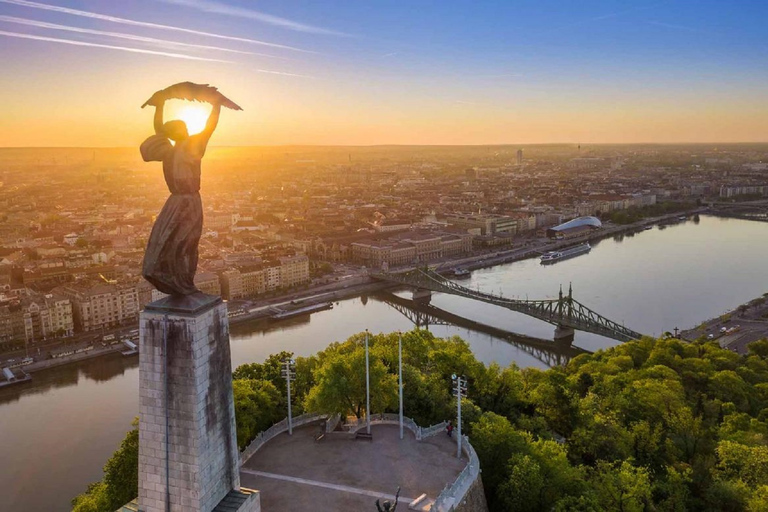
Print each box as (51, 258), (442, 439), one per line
(140, 134), (203, 296)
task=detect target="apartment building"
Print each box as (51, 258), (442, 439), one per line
(400, 233), (442, 262)
(265, 266), (281, 291)
(445, 214), (518, 236)
(351, 231), (472, 268)
(218, 254), (309, 300)
(220, 269), (244, 300)
(439, 234), (473, 257)
(59, 283), (139, 331)
(279, 254), (310, 288)
(242, 268), (267, 296)
(194, 272), (221, 297)
(0, 293), (74, 344)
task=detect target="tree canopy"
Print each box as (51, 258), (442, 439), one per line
(74, 332), (768, 512)
(71, 419), (138, 512)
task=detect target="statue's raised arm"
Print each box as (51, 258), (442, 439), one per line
(190, 101), (221, 157)
(153, 99), (165, 134)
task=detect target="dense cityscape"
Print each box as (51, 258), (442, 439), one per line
(3, 144), (768, 360)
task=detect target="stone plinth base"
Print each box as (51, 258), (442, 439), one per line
(120, 490), (260, 512)
(213, 489), (261, 512)
(138, 293), (257, 512)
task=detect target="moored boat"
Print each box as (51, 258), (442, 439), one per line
(540, 243), (591, 264)
(270, 302), (334, 320)
(453, 267), (471, 279)
(0, 367), (32, 388)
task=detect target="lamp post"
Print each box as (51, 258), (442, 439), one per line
(452, 373), (467, 459)
(365, 329), (371, 435)
(281, 358), (296, 435)
(398, 331), (403, 440)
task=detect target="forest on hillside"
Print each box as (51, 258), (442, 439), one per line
(74, 332), (768, 512)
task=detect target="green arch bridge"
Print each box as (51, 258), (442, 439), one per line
(371, 268), (644, 343)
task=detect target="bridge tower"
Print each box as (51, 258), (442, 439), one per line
(554, 284), (575, 344)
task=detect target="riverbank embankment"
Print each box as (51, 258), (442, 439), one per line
(228, 280), (394, 326)
(450, 209), (707, 272)
(681, 294), (768, 354)
(27, 344), (133, 374)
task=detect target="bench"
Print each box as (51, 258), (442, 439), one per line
(409, 494), (428, 511)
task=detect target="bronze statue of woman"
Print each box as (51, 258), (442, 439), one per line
(139, 90), (222, 296)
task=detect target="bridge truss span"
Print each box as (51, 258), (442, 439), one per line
(372, 268), (643, 342)
(377, 293), (584, 367)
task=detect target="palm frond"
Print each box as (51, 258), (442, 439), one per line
(141, 82), (243, 110)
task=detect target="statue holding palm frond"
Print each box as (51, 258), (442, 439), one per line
(139, 82), (241, 296)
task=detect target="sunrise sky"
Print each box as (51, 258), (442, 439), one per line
(1, 0), (767, 147)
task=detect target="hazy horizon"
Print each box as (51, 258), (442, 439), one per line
(5, 141), (768, 150)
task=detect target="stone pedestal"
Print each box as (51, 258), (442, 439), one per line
(138, 293), (259, 512)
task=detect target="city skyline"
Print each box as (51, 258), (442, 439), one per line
(2, 0), (768, 146)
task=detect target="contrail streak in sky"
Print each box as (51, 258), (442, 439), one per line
(0, 29), (230, 62)
(0, 15), (285, 58)
(0, 0), (316, 53)
(161, 0), (346, 36)
(0, 28), (311, 77)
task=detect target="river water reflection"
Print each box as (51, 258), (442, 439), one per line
(1, 216), (766, 511)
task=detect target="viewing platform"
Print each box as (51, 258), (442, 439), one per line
(240, 416), (486, 512)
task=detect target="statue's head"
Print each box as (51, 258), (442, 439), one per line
(382, 501), (393, 511)
(163, 120), (189, 142)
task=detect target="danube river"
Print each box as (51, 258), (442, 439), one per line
(2, 215), (766, 511)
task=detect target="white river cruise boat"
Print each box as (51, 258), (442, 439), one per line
(540, 243), (591, 264)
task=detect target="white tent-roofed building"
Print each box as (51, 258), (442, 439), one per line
(546, 216), (602, 239)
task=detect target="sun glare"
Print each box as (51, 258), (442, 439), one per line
(165, 100), (210, 135)
(176, 105), (209, 135)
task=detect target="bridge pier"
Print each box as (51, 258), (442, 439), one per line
(412, 288), (432, 303)
(554, 325), (575, 345)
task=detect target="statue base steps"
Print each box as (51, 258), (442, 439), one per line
(120, 490), (260, 512)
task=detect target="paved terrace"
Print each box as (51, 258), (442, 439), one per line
(241, 423), (466, 511)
